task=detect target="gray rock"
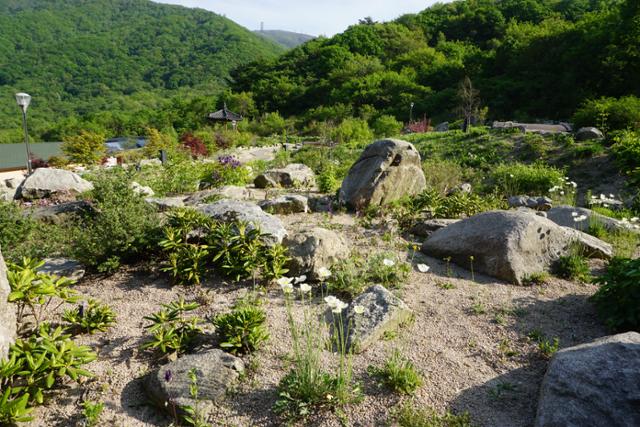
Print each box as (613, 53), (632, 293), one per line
(0, 247), (16, 360)
(547, 206), (639, 234)
(308, 195), (334, 213)
(409, 218), (460, 238)
(339, 139), (426, 209)
(344, 285), (412, 353)
(0, 177), (22, 201)
(508, 196), (552, 211)
(30, 200), (94, 224)
(38, 258), (85, 281)
(197, 199), (287, 245)
(145, 196), (186, 212)
(284, 227), (350, 280)
(139, 158), (162, 167)
(421, 210), (612, 284)
(446, 183), (472, 196)
(259, 195), (308, 215)
(184, 186), (266, 205)
(254, 163), (316, 189)
(435, 122), (449, 132)
(144, 349), (244, 418)
(20, 168), (93, 200)
(535, 332), (640, 427)
(576, 127), (604, 141)
(492, 121), (570, 134)
(131, 181), (155, 197)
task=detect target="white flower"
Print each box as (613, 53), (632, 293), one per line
(417, 263), (430, 273)
(603, 203), (609, 208)
(560, 191), (565, 196)
(609, 194), (615, 199)
(509, 174), (514, 178)
(571, 212), (579, 217)
(591, 195), (597, 199)
(280, 282), (294, 294)
(574, 215), (588, 223)
(294, 275), (307, 284)
(299, 283), (312, 293)
(277, 277), (293, 286)
(332, 300), (348, 314)
(353, 305), (366, 315)
(324, 296), (338, 308)
(631, 217), (639, 223)
(600, 194), (606, 200)
(570, 181), (577, 188)
(548, 187), (556, 193)
(317, 267), (332, 280)
(383, 258), (395, 267)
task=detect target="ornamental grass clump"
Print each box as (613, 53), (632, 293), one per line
(274, 272), (361, 419)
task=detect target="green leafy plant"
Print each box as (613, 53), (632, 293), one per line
(182, 368), (212, 427)
(160, 227), (210, 286)
(81, 400), (105, 427)
(392, 401), (472, 427)
(367, 254), (411, 288)
(368, 350), (422, 395)
(538, 338), (560, 359)
(0, 389), (33, 424)
(521, 272), (549, 286)
(260, 243), (290, 282)
(213, 305), (269, 355)
(553, 246), (591, 282)
(591, 257), (640, 331)
(141, 298), (203, 356)
(62, 299), (117, 334)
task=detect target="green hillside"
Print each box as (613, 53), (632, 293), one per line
(254, 30), (315, 49)
(0, 0), (283, 142)
(232, 0), (639, 124)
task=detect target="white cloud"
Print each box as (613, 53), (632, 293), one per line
(152, 0), (441, 36)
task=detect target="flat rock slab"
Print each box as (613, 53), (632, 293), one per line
(339, 139), (426, 209)
(184, 186), (267, 205)
(0, 247), (16, 360)
(535, 332), (640, 427)
(421, 210), (613, 284)
(38, 258), (85, 281)
(345, 285), (412, 353)
(30, 200), (94, 224)
(20, 168), (93, 200)
(254, 163), (316, 189)
(144, 349), (244, 418)
(145, 196), (186, 212)
(547, 205), (639, 234)
(284, 227), (350, 281)
(197, 199), (287, 245)
(259, 195), (308, 215)
(410, 218), (460, 237)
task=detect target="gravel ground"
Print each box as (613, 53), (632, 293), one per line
(27, 212), (609, 427)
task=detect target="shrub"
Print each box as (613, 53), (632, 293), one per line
(160, 227), (210, 286)
(591, 257), (640, 332)
(73, 168), (161, 273)
(253, 112), (288, 136)
(373, 115), (403, 137)
(368, 350), (422, 395)
(180, 133), (208, 158)
(421, 160), (470, 194)
(212, 128), (254, 149)
(573, 96), (640, 133)
(62, 299), (117, 334)
(611, 131), (640, 185)
(141, 298), (203, 356)
(332, 118), (374, 146)
(61, 130), (106, 165)
(213, 305), (269, 355)
(491, 162), (565, 196)
(553, 245), (591, 283)
(202, 155), (252, 188)
(144, 127), (177, 158)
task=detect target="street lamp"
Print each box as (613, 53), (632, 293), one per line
(410, 102), (415, 123)
(15, 93), (33, 174)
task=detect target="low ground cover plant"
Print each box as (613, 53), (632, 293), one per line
(368, 350), (423, 395)
(553, 246), (591, 283)
(213, 304), (269, 355)
(141, 298), (203, 356)
(591, 257), (640, 332)
(62, 299), (117, 334)
(327, 253), (410, 298)
(392, 401), (472, 427)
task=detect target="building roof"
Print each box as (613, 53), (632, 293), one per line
(0, 142), (63, 171)
(207, 103), (243, 122)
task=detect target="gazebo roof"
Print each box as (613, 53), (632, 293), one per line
(207, 103), (243, 122)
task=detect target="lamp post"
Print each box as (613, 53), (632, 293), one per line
(15, 93), (33, 175)
(410, 102), (415, 123)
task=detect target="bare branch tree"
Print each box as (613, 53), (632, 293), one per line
(457, 76), (481, 133)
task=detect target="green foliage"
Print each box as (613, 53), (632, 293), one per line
(252, 112), (288, 136)
(62, 299), (117, 334)
(368, 350), (422, 395)
(81, 400), (104, 427)
(141, 298), (203, 356)
(611, 131), (640, 185)
(160, 227), (210, 286)
(143, 128), (177, 158)
(537, 338), (560, 359)
(372, 115), (403, 137)
(61, 130), (106, 165)
(331, 118), (374, 146)
(317, 165), (340, 193)
(393, 402), (472, 427)
(213, 305), (269, 355)
(182, 368), (212, 427)
(327, 253), (410, 298)
(521, 272), (549, 286)
(491, 163), (565, 196)
(7, 258), (78, 330)
(573, 96), (640, 132)
(553, 245), (591, 282)
(73, 168), (161, 273)
(0, 324), (96, 422)
(591, 257), (640, 332)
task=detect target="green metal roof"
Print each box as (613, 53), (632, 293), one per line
(0, 142), (63, 171)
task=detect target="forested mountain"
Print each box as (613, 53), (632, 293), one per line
(232, 0), (639, 123)
(0, 0), (283, 142)
(254, 30), (315, 49)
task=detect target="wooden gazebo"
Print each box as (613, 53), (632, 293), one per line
(207, 103), (243, 129)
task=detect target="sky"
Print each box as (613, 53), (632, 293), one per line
(152, 1), (441, 36)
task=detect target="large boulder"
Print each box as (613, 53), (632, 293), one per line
(38, 258), (85, 281)
(254, 163), (316, 189)
(409, 218), (460, 238)
(144, 349), (244, 418)
(421, 210), (613, 284)
(130, 181), (155, 197)
(284, 227), (350, 280)
(145, 196), (186, 212)
(0, 247), (16, 360)
(0, 177), (22, 201)
(20, 168), (93, 200)
(30, 200), (94, 224)
(535, 332), (640, 427)
(547, 206), (639, 234)
(344, 285), (412, 353)
(259, 195), (308, 215)
(575, 127), (604, 141)
(197, 199), (287, 245)
(339, 139), (426, 209)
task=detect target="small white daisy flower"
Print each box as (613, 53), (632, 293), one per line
(417, 263), (430, 273)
